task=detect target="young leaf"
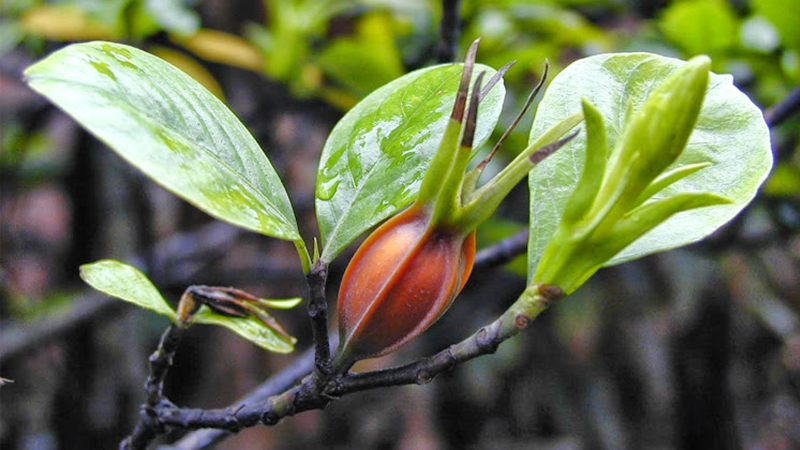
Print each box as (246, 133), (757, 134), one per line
(79, 260), (176, 320)
(24, 42), (302, 244)
(192, 308), (295, 354)
(528, 53), (772, 276)
(316, 62), (504, 262)
(80, 260), (297, 353)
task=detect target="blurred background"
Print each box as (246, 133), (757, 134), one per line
(1, 0), (799, 449)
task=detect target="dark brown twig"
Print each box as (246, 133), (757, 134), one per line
(765, 84), (800, 128)
(474, 228), (529, 270)
(121, 324), (184, 450)
(163, 228), (530, 449)
(129, 286), (563, 438)
(436, 0), (462, 63)
(306, 260), (332, 377)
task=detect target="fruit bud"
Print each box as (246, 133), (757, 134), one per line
(336, 205), (475, 365)
(334, 39), (577, 369)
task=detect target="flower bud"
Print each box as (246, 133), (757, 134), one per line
(333, 39), (575, 368)
(337, 205), (475, 365)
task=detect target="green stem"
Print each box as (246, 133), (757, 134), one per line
(458, 112), (583, 231)
(294, 239), (312, 274)
(416, 118), (464, 210)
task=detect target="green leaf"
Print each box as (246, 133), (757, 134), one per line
(634, 163), (712, 208)
(659, 0), (739, 55)
(80, 260), (297, 353)
(146, 0), (200, 36)
(24, 41), (301, 243)
(316, 62), (505, 262)
(753, 0), (800, 51)
(79, 260), (176, 319)
(528, 53), (772, 275)
(611, 192), (732, 251)
(257, 297), (303, 309)
(192, 307), (295, 353)
(317, 12), (405, 98)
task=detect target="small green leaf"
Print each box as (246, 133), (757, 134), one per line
(193, 307), (295, 353)
(612, 192), (732, 249)
(634, 163), (712, 208)
(561, 99), (607, 227)
(79, 260), (176, 319)
(528, 53), (772, 277)
(256, 297), (303, 309)
(24, 42), (301, 243)
(316, 62), (505, 262)
(80, 260), (297, 353)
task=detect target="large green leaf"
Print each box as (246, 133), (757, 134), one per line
(316, 63), (505, 262)
(79, 259), (297, 353)
(25, 41), (301, 242)
(528, 53), (772, 275)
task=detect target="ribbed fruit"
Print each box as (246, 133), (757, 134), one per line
(337, 205), (476, 363)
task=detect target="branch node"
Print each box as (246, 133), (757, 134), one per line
(476, 327), (489, 343)
(219, 407), (243, 432)
(262, 411), (281, 426)
(539, 284), (565, 308)
(140, 405), (164, 434)
(514, 314), (531, 329)
(416, 369), (434, 385)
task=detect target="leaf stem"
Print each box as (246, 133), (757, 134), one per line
(295, 239), (312, 274)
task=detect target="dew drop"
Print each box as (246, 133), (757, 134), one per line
(317, 178), (340, 201)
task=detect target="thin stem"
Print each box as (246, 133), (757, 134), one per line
(473, 228), (529, 270)
(162, 338), (332, 450)
(459, 112), (583, 230)
(475, 61), (549, 173)
(127, 232), (538, 450)
(436, 0), (462, 63)
(166, 228), (529, 449)
(765, 84), (800, 128)
(306, 260), (332, 377)
(141, 285), (564, 435)
(121, 324), (184, 450)
(335, 284), (563, 391)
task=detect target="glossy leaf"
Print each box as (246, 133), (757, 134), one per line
(192, 308), (295, 354)
(257, 297), (303, 309)
(24, 41), (301, 243)
(528, 53), (772, 276)
(79, 260), (297, 353)
(80, 260), (176, 319)
(316, 62), (505, 262)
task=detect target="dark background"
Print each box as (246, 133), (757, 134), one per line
(1, 0), (799, 449)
